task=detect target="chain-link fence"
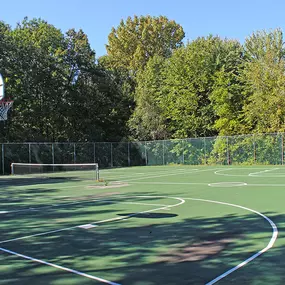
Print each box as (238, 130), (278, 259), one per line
(1, 133), (284, 174)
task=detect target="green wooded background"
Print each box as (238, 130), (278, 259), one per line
(1, 16), (285, 143)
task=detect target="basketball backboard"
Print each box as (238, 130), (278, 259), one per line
(0, 73), (4, 100)
(0, 74), (13, 120)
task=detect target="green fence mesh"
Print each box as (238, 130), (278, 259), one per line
(129, 142), (146, 166)
(1, 133), (284, 174)
(30, 143), (53, 164)
(4, 144), (30, 173)
(75, 143), (95, 164)
(112, 142), (129, 167)
(164, 139), (184, 165)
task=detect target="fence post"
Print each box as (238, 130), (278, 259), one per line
(128, 142), (130, 167)
(110, 143), (113, 168)
(227, 136), (230, 165)
(93, 143), (96, 163)
(281, 133), (284, 165)
(182, 139), (185, 164)
(28, 143), (31, 163)
(145, 141), (148, 166)
(73, 143), (76, 164)
(253, 135), (256, 164)
(2, 144), (4, 175)
(162, 140), (165, 165)
(203, 137), (206, 165)
(190, 138), (193, 165)
(52, 143), (55, 164)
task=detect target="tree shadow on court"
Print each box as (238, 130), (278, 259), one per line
(117, 212), (178, 219)
(0, 189), (165, 243)
(1, 205), (285, 285)
(0, 177), (122, 211)
(0, 186), (62, 212)
(0, 176), (83, 187)
(0, 177), (75, 209)
(0, 175), (107, 210)
(0, 177), (167, 211)
(98, 211), (285, 285)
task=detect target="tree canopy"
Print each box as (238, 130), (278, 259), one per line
(0, 16), (284, 143)
(0, 18), (132, 142)
(105, 15), (185, 74)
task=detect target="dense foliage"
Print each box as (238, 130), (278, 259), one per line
(0, 18), (132, 142)
(106, 15), (184, 74)
(1, 16), (285, 144)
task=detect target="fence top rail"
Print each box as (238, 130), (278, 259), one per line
(1, 132), (284, 145)
(11, 163), (98, 167)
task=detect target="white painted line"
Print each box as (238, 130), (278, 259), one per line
(0, 246), (121, 285)
(0, 196), (167, 216)
(0, 224), (79, 244)
(123, 168), (221, 182)
(208, 182), (247, 187)
(128, 181), (285, 187)
(1, 168), (206, 214)
(90, 216), (130, 225)
(128, 181), (206, 185)
(249, 174), (285, 178)
(0, 196), (120, 215)
(120, 202), (168, 207)
(214, 168), (247, 177)
(214, 167), (283, 178)
(79, 196), (185, 225)
(183, 197), (278, 285)
(0, 197), (184, 244)
(105, 170), (196, 180)
(101, 168), (192, 180)
(123, 169), (199, 182)
(9, 167), (211, 190)
(78, 224), (97, 229)
(246, 183), (285, 187)
(249, 168), (279, 176)
(0, 196), (185, 284)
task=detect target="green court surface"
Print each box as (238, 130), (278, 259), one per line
(1, 165), (285, 285)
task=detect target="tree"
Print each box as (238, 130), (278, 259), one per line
(0, 21), (12, 72)
(242, 29), (285, 133)
(128, 55), (168, 140)
(3, 18), (66, 141)
(105, 15), (185, 74)
(0, 18), (132, 142)
(209, 40), (245, 135)
(161, 36), (233, 138)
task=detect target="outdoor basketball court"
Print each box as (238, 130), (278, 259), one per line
(1, 165), (284, 284)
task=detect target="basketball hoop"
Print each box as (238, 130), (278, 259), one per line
(0, 99), (13, 121)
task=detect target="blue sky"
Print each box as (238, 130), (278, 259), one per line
(1, 0), (285, 57)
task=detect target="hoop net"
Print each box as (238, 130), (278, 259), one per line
(0, 99), (13, 121)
